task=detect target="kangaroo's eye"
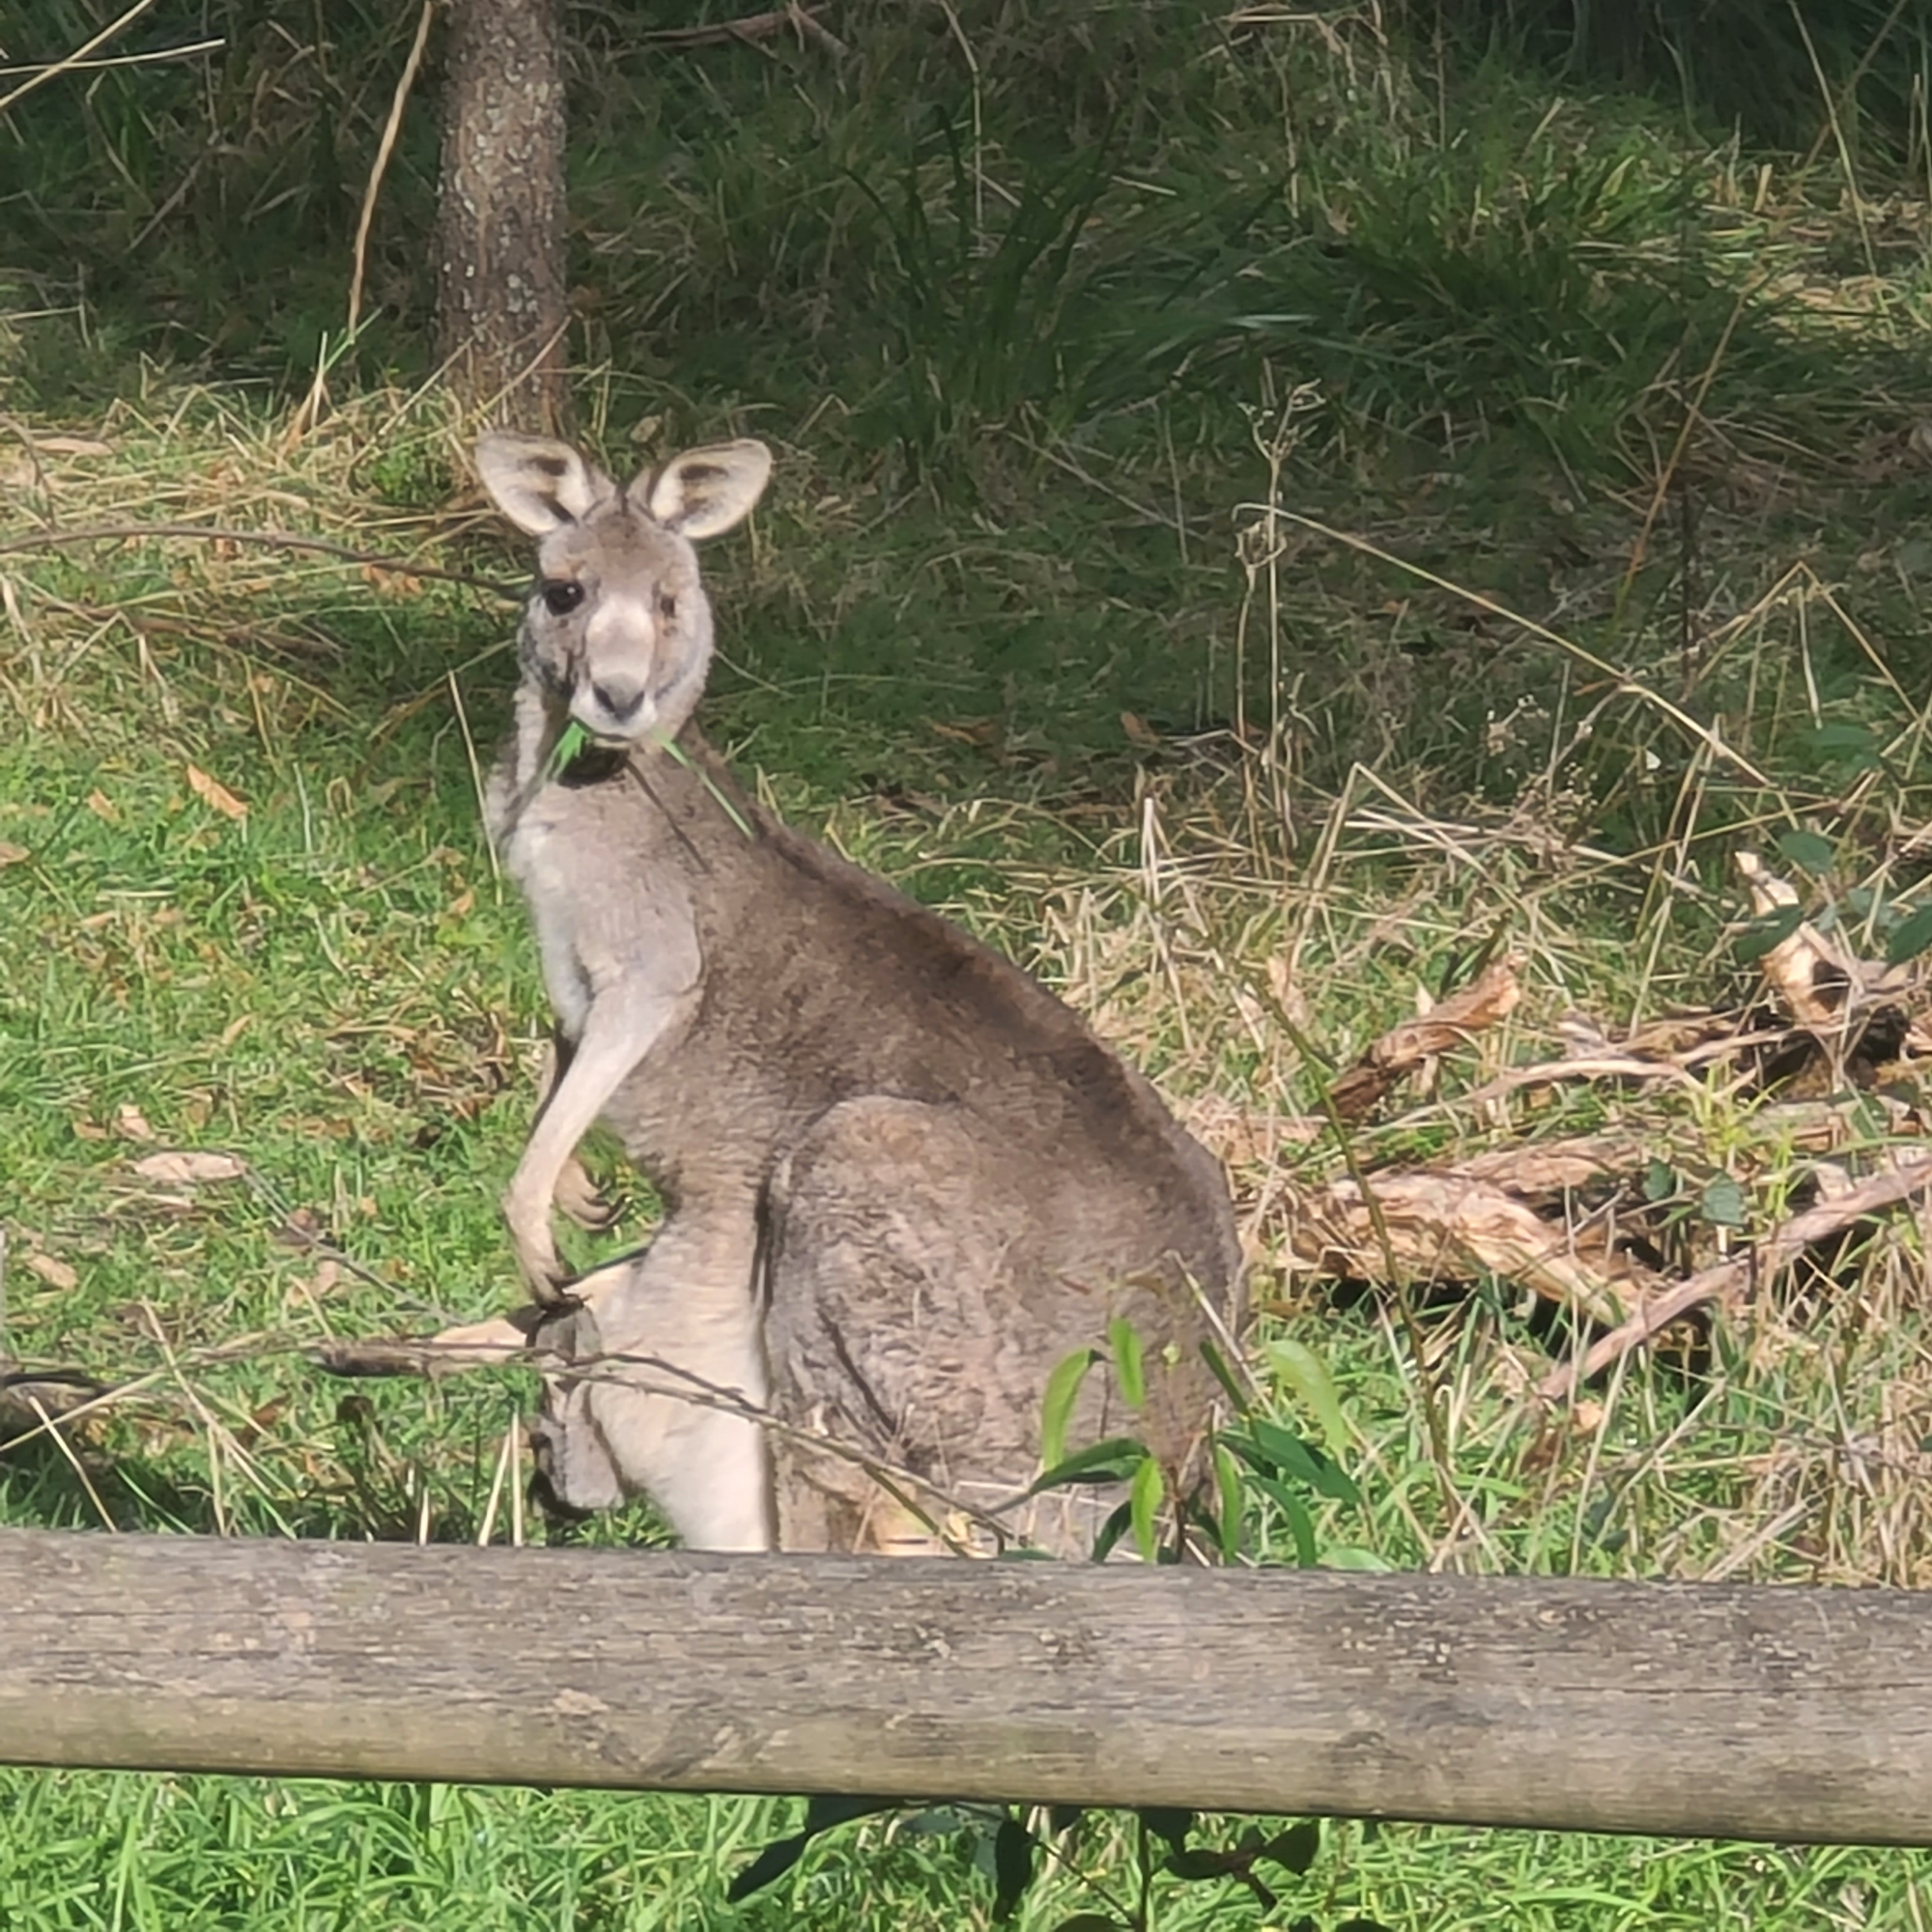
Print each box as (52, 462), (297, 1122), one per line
(658, 592), (677, 621)
(540, 580), (584, 617)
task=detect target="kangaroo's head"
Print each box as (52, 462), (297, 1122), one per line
(474, 433), (772, 745)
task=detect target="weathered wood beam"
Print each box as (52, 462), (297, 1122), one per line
(3, 1528), (1929, 1843)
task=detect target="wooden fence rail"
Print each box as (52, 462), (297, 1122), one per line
(3, 1528), (1930, 1843)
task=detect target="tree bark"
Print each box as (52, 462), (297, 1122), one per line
(434, 0), (571, 433)
(5, 1528), (1932, 1844)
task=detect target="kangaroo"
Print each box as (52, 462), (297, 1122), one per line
(467, 430), (1243, 1556)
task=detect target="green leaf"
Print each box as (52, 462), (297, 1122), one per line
(1641, 1158), (1675, 1203)
(1887, 900), (1932, 965)
(1211, 1442), (1245, 1562)
(1091, 1499), (1135, 1562)
(1319, 1545), (1398, 1572)
(1263, 1820), (1321, 1875)
(1775, 827), (1835, 875)
(1166, 1849), (1235, 1880)
(1700, 1173), (1747, 1229)
(1733, 903), (1804, 964)
(1235, 1417), (1361, 1503)
(1242, 1415), (1321, 1481)
(1107, 1317), (1146, 1409)
(1037, 1349), (1098, 1474)
(726, 1795), (901, 1901)
(659, 730), (754, 836)
(1029, 1435), (1149, 1493)
(992, 1817), (1035, 1923)
(1198, 1337), (1252, 1415)
(1263, 1337), (1350, 1456)
(1246, 1468), (1319, 1565)
(1128, 1454), (1166, 1561)
(544, 719), (590, 781)
(896, 1806), (973, 1836)
(1137, 1807), (1194, 1854)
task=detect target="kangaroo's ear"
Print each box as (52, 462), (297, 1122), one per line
(642, 440), (772, 540)
(474, 434), (614, 535)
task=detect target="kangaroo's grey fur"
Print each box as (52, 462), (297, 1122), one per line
(468, 431), (1243, 1556)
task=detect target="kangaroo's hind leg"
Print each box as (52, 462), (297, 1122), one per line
(762, 1096), (1116, 1557)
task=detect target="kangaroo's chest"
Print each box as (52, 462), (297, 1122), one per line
(498, 785), (706, 1053)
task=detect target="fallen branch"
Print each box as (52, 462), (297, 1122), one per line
(1539, 1156), (1932, 1400)
(1285, 1170), (1656, 1328)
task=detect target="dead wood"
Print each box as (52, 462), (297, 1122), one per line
(1328, 952), (1521, 1121)
(1284, 1170), (1659, 1327)
(1539, 1156), (1932, 1399)
(0, 1371), (111, 1442)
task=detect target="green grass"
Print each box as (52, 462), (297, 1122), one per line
(8, 0), (1932, 1925)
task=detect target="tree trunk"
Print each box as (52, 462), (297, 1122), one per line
(434, 0), (571, 433)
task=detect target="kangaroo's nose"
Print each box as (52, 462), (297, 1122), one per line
(586, 676), (647, 729)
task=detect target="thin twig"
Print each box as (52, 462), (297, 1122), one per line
(645, 2), (844, 53)
(314, 1333), (1041, 1559)
(348, 0), (437, 347)
(0, 0), (162, 116)
(27, 1394), (117, 1530)
(0, 38), (220, 79)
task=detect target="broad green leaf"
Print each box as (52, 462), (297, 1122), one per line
(1166, 1849), (1234, 1880)
(1775, 827), (1835, 875)
(1198, 1337), (1252, 1415)
(1320, 1544), (1398, 1572)
(1700, 1173), (1747, 1230)
(544, 719), (590, 781)
(1128, 1454), (1166, 1562)
(1888, 900), (1932, 964)
(1211, 1442), (1245, 1562)
(1091, 1499), (1135, 1562)
(1247, 1469), (1319, 1565)
(1641, 1158), (1676, 1203)
(1264, 1337), (1350, 1456)
(1237, 1416), (1361, 1501)
(992, 1817), (1035, 1923)
(1037, 1348), (1097, 1474)
(1263, 1819), (1321, 1875)
(1138, 1807), (1194, 1853)
(726, 1795), (900, 1901)
(1733, 903), (1804, 964)
(1107, 1317), (1147, 1408)
(1029, 1435), (1148, 1493)
(1242, 1415), (1322, 1482)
